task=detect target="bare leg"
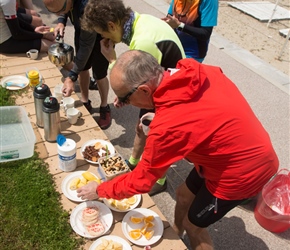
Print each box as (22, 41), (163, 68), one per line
(24, 9), (43, 26)
(30, 16), (43, 27)
(78, 70), (90, 103)
(184, 218), (213, 250)
(96, 76), (109, 107)
(174, 183), (213, 250)
(131, 122), (147, 159)
(96, 76), (111, 129)
(173, 182), (195, 236)
(20, 0), (34, 9)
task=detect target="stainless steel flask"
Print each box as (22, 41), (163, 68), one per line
(43, 97), (61, 142)
(33, 83), (51, 128)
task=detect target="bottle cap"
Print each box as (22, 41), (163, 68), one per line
(57, 134), (66, 146)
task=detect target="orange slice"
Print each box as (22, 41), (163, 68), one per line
(141, 224), (148, 235)
(145, 221), (155, 228)
(144, 215), (154, 223)
(144, 229), (154, 240)
(129, 229), (142, 240)
(127, 196), (137, 205)
(130, 216), (144, 224)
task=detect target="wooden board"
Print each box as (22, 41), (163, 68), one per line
(228, 1), (290, 22)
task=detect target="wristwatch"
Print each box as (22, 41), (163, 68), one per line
(177, 22), (185, 31)
(68, 71), (78, 82)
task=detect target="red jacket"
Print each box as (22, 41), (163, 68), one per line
(97, 59), (278, 200)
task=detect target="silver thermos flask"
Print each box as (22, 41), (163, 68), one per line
(43, 96), (61, 142)
(33, 83), (51, 128)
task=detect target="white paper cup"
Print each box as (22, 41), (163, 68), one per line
(60, 97), (75, 113)
(26, 49), (39, 60)
(53, 83), (64, 102)
(140, 112), (155, 136)
(66, 107), (82, 125)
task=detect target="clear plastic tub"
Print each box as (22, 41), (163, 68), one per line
(97, 153), (130, 181)
(0, 106), (36, 162)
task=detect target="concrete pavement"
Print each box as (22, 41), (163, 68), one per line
(35, 0), (290, 249)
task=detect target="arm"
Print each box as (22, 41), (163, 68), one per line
(182, 25), (213, 41)
(63, 29), (96, 96)
(163, 14), (213, 41)
(71, 29), (96, 75)
(5, 18), (43, 40)
(164, 0), (218, 41)
(97, 119), (192, 199)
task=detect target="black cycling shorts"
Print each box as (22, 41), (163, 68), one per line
(185, 167), (246, 228)
(75, 33), (108, 80)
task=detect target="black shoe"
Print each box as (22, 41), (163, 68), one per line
(125, 159), (136, 170)
(148, 180), (167, 196)
(89, 77), (98, 90)
(83, 99), (92, 112)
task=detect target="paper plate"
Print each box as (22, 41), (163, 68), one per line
(70, 201), (113, 239)
(89, 235), (132, 250)
(0, 75), (29, 90)
(80, 139), (115, 164)
(122, 208), (164, 246)
(61, 171), (100, 202)
(103, 194), (142, 212)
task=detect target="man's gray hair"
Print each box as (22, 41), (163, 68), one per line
(113, 50), (164, 88)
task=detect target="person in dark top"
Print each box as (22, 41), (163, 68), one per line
(43, 0), (111, 129)
(0, 0), (54, 54)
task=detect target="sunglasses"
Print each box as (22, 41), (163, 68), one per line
(46, 0), (67, 14)
(117, 79), (149, 104)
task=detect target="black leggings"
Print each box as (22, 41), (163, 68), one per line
(0, 37), (41, 54)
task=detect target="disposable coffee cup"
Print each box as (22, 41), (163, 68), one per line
(66, 107), (82, 125)
(26, 49), (39, 60)
(140, 112), (155, 136)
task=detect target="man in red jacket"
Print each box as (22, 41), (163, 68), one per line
(78, 50), (279, 249)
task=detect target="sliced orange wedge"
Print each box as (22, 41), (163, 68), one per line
(144, 229), (154, 240)
(141, 224), (148, 235)
(129, 229), (142, 240)
(145, 221), (155, 228)
(130, 216), (144, 224)
(144, 215), (154, 223)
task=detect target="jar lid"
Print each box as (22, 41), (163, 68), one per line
(28, 70), (39, 78)
(33, 83), (51, 98)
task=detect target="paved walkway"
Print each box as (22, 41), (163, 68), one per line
(35, 0), (290, 249)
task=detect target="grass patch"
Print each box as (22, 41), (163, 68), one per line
(0, 85), (16, 106)
(0, 87), (84, 249)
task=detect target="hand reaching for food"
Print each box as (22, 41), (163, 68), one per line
(77, 181), (99, 201)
